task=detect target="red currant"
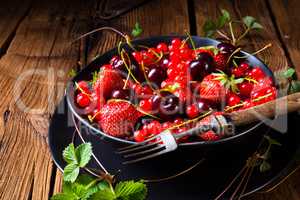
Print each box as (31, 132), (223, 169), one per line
(227, 93), (241, 107)
(76, 93), (90, 107)
(247, 67), (265, 80)
(186, 104), (200, 118)
(134, 130), (147, 142)
(139, 99), (153, 112)
(171, 38), (182, 48)
(238, 82), (254, 97)
(239, 63), (249, 72)
(77, 81), (90, 93)
(157, 43), (168, 53)
(231, 68), (244, 78)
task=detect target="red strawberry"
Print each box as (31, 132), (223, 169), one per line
(214, 53), (228, 71)
(93, 68), (124, 99)
(99, 101), (143, 137)
(199, 74), (226, 103)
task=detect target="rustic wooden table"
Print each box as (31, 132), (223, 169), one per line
(0, 0), (300, 199)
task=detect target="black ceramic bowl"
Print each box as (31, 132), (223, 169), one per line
(66, 36), (275, 151)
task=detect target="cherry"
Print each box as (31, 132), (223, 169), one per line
(92, 108), (101, 121)
(189, 52), (215, 81)
(160, 58), (169, 69)
(111, 89), (130, 100)
(238, 82), (254, 97)
(217, 42), (236, 54)
(76, 93), (90, 107)
(110, 56), (126, 73)
(186, 104), (199, 118)
(157, 43), (168, 53)
(227, 93), (241, 107)
(147, 66), (167, 86)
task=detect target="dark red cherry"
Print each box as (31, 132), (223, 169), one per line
(111, 89), (130, 100)
(147, 66), (167, 86)
(189, 52), (215, 81)
(217, 42), (237, 54)
(110, 56), (126, 73)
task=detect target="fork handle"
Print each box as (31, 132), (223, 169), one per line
(229, 92), (300, 126)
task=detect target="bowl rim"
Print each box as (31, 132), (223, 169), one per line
(66, 35), (276, 146)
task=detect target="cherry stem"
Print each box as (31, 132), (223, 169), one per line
(229, 21), (236, 45)
(217, 30), (231, 41)
(236, 27), (250, 44)
(234, 43), (272, 59)
(227, 47), (242, 64)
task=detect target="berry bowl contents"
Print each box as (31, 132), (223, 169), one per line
(66, 36), (276, 146)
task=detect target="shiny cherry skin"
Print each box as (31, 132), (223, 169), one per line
(227, 93), (241, 107)
(238, 82), (254, 97)
(217, 42), (236, 54)
(111, 89), (130, 100)
(76, 93), (90, 107)
(147, 66), (167, 86)
(189, 52), (215, 81)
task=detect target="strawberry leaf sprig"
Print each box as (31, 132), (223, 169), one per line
(203, 9), (263, 46)
(212, 70), (244, 93)
(281, 67), (300, 94)
(52, 143), (147, 200)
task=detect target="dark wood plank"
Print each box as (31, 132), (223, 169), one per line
(193, 0), (296, 199)
(0, 0), (99, 199)
(267, 0), (300, 77)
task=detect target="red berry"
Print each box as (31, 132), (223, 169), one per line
(214, 53), (228, 71)
(92, 108), (102, 121)
(77, 81), (90, 93)
(171, 38), (182, 48)
(132, 52), (142, 63)
(134, 130), (147, 142)
(157, 43), (168, 53)
(232, 67), (244, 78)
(227, 93), (241, 107)
(162, 122), (172, 129)
(146, 120), (161, 135)
(174, 118), (184, 125)
(186, 104), (200, 118)
(238, 82), (254, 97)
(243, 99), (253, 109)
(76, 93), (90, 107)
(139, 99), (152, 112)
(247, 67), (265, 80)
(239, 63), (249, 72)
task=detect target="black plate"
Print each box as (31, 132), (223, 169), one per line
(49, 98), (300, 199)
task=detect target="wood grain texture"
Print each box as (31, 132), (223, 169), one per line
(193, 0), (298, 199)
(267, 0), (300, 77)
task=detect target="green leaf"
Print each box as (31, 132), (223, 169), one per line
(251, 22), (263, 30)
(203, 20), (217, 37)
(51, 193), (77, 200)
(68, 69), (77, 78)
(243, 16), (256, 28)
(260, 160), (271, 173)
(76, 143), (92, 167)
(115, 181), (147, 200)
(290, 80), (300, 93)
(91, 71), (99, 85)
(282, 68), (295, 78)
(131, 22), (143, 37)
(217, 9), (231, 28)
(63, 144), (78, 164)
(89, 187), (116, 200)
(264, 135), (282, 146)
(64, 163), (80, 183)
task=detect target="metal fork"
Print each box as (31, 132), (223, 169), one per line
(117, 114), (234, 164)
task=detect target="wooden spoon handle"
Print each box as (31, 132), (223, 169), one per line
(229, 92), (300, 126)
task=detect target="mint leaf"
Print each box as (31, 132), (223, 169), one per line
(51, 193), (77, 200)
(282, 68), (295, 78)
(76, 143), (92, 167)
(132, 22), (143, 37)
(115, 181), (147, 200)
(63, 144), (78, 164)
(251, 22), (263, 30)
(64, 163), (80, 183)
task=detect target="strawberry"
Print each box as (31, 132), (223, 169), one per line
(199, 74), (226, 103)
(214, 53), (228, 71)
(99, 101), (143, 137)
(93, 68), (124, 99)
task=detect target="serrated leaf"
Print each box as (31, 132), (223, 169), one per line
(63, 144), (78, 164)
(89, 187), (116, 200)
(64, 163), (80, 183)
(243, 16), (256, 28)
(290, 80), (300, 93)
(131, 22), (143, 37)
(51, 193), (77, 200)
(76, 143), (92, 167)
(282, 68), (295, 78)
(203, 20), (217, 37)
(115, 181), (147, 200)
(260, 161), (271, 173)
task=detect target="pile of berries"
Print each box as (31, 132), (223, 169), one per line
(74, 38), (277, 143)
